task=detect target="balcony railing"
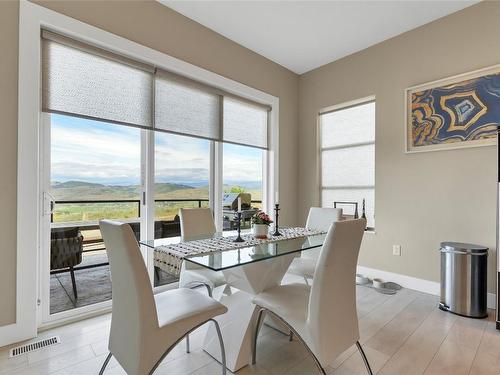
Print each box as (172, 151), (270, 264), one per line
(50, 198), (262, 275)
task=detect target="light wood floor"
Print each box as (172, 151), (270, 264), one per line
(1, 285), (499, 375)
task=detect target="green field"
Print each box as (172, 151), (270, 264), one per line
(52, 181), (262, 223)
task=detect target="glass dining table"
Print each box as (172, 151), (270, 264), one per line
(141, 230), (326, 271)
(140, 230), (326, 372)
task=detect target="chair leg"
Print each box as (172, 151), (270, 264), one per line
(356, 341), (373, 375)
(69, 267), (78, 300)
(289, 331), (294, 341)
(205, 283), (213, 298)
(99, 353), (112, 375)
(211, 319), (226, 375)
(154, 267), (160, 283)
(303, 275), (309, 286)
(252, 308), (266, 365)
(184, 283), (211, 355)
(186, 281), (213, 297)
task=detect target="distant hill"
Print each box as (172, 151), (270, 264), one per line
(52, 181), (105, 188)
(51, 180), (262, 201)
(51, 180), (194, 201)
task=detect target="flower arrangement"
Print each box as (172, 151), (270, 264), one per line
(251, 211), (273, 226)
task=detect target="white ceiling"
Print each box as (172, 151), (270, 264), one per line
(160, 1), (478, 74)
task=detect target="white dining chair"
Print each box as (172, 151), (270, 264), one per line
(99, 220), (228, 375)
(287, 207), (342, 284)
(178, 208), (226, 296)
(252, 219), (372, 375)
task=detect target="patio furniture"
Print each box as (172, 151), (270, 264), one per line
(161, 215), (181, 238)
(128, 221), (166, 242)
(50, 227), (84, 300)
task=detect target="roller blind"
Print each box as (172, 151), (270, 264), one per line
(154, 71), (221, 141)
(320, 102), (375, 148)
(321, 144), (375, 187)
(42, 31), (154, 129)
(42, 31), (272, 149)
(223, 97), (269, 149)
(319, 100), (375, 228)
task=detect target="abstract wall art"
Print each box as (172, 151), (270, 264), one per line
(406, 66), (500, 152)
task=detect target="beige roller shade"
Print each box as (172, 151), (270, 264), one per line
(154, 70), (221, 141)
(42, 31), (154, 129)
(223, 96), (269, 149)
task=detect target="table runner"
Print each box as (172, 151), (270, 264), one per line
(154, 227), (325, 276)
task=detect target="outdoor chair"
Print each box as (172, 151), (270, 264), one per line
(50, 227), (84, 300)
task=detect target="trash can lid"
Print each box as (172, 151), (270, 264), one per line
(440, 242), (488, 254)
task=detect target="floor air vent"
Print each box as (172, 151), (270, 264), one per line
(9, 336), (61, 357)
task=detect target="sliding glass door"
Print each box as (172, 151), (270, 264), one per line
(38, 29), (273, 324)
(153, 132), (211, 287)
(40, 113), (145, 320)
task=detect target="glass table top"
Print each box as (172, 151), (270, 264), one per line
(140, 230), (326, 271)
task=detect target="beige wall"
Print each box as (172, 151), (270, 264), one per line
(0, 0), (299, 327)
(1, 0), (498, 329)
(0, 0), (19, 327)
(298, 1), (499, 293)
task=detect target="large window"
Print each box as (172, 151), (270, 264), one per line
(223, 143), (264, 230)
(319, 100), (375, 229)
(39, 29), (274, 318)
(49, 114), (142, 314)
(154, 133), (210, 222)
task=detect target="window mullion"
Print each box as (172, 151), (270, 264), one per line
(213, 141), (223, 232)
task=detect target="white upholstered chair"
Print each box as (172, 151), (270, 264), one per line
(99, 220), (228, 375)
(252, 219), (372, 375)
(178, 208), (226, 295)
(287, 207), (343, 283)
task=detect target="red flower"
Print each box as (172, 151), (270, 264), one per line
(252, 211), (273, 225)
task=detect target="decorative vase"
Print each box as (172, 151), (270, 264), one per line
(252, 224), (269, 239)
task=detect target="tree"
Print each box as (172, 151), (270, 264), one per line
(226, 186), (246, 193)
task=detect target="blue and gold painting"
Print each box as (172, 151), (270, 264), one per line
(408, 72), (500, 152)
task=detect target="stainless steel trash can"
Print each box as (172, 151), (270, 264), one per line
(439, 242), (488, 318)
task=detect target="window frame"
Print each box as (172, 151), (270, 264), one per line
(318, 96), (376, 230)
(16, 0), (279, 338)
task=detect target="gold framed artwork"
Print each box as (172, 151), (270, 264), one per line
(406, 65), (500, 153)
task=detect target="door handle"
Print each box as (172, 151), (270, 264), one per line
(44, 191), (56, 216)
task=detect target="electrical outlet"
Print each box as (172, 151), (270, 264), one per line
(392, 245), (401, 256)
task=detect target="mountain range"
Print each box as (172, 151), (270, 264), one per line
(51, 180), (262, 201)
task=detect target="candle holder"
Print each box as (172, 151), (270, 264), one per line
(233, 211), (245, 242)
(273, 204), (282, 236)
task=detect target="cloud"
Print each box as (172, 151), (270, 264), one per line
(155, 168), (209, 183)
(51, 114), (263, 185)
(223, 144), (262, 182)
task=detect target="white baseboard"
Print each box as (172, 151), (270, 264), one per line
(357, 265), (496, 310)
(488, 292), (496, 310)
(0, 322), (35, 348)
(0, 323), (18, 347)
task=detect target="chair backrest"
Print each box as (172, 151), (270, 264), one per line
(99, 220), (158, 373)
(305, 207), (343, 231)
(306, 218), (366, 365)
(179, 208), (216, 240)
(302, 207), (343, 260)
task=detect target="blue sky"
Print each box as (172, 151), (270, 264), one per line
(51, 114), (263, 186)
